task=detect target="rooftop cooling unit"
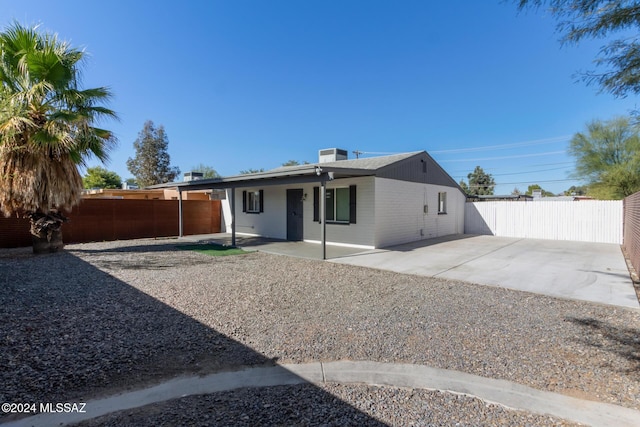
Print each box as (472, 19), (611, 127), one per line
(184, 172), (204, 182)
(318, 148), (348, 163)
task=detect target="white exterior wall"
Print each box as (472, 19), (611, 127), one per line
(222, 192), (231, 232)
(228, 186), (287, 238)
(303, 176), (376, 248)
(223, 177), (465, 248)
(374, 178), (465, 248)
(223, 177), (375, 247)
(465, 200), (623, 244)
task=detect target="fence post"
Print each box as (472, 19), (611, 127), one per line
(178, 189), (183, 237)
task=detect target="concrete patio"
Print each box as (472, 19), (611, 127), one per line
(181, 233), (639, 309)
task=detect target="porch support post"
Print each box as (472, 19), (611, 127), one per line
(178, 188), (184, 238)
(320, 179), (326, 260)
(230, 187), (236, 247)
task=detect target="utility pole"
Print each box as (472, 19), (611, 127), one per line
(352, 150), (363, 159)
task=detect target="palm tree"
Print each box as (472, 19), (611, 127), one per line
(0, 22), (117, 253)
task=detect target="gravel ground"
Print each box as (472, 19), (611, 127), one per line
(1, 238), (639, 425)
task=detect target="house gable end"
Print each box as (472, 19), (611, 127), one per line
(376, 152), (461, 190)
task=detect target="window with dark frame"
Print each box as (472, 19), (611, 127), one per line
(313, 185), (356, 224)
(242, 189), (264, 213)
(438, 192), (447, 214)
(325, 188), (350, 222)
(248, 191), (260, 212)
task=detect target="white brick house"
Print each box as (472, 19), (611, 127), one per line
(159, 149), (465, 256)
(220, 150), (465, 250)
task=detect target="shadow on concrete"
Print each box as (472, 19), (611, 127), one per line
(67, 234), (483, 262)
(180, 234), (288, 248)
(578, 269), (633, 281)
(377, 234), (479, 252)
(0, 249), (385, 425)
(565, 317), (640, 378)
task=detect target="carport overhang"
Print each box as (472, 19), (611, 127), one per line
(148, 166), (374, 259)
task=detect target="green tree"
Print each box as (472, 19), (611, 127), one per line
(458, 179), (470, 194)
(466, 166), (496, 195)
(191, 163), (221, 179)
(564, 185), (588, 196)
(525, 184), (554, 197)
(570, 116), (640, 199)
(516, 0), (640, 97)
(0, 23), (117, 253)
(281, 160), (309, 167)
(239, 168), (265, 174)
(126, 121), (180, 187)
(83, 167), (122, 189)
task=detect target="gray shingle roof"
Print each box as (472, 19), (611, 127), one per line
(269, 151), (423, 173)
(147, 151), (428, 190)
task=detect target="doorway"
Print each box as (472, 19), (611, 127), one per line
(286, 189), (304, 241)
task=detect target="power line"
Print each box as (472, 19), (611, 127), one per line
(429, 135), (571, 154)
(501, 178), (580, 185)
(351, 151), (400, 155)
(466, 178), (581, 188)
(496, 166), (572, 176)
(452, 165), (571, 179)
(447, 162), (574, 174)
(438, 150), (567, 162)
(522, 161), (575, 167)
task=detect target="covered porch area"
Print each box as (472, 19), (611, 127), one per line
(154, 163), (376, 260)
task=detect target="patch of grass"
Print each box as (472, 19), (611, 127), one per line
(177, 244), (247, 256)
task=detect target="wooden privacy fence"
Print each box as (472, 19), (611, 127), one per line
(464, 200), (623, 244)
(623, 191), (640, 276)
(0, 199), (221, 248)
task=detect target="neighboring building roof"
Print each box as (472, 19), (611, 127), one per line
(468, 194), (534, 202)
(534, 195), (595, 201)
(81, 188), (214, 200)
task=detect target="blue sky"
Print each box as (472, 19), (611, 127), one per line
(3, 0), (638, 194)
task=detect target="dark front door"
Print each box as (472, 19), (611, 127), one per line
(286, 189), (304, 241)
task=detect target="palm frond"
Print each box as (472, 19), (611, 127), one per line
(0, 22), (117, 216)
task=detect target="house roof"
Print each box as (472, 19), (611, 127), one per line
(147, 151), (455, 191)
(269, 151), (423, 173)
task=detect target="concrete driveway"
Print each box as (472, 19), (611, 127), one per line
(331, 235), (639, 309)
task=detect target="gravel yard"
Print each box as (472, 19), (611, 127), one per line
(1, 238), (639, 425)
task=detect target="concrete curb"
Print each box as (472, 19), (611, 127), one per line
(3, 361), (639, 427)
(322, 361), (640, 427)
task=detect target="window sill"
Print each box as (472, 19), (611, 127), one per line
(245, 211), (261, 214)
(437, 212), (447, 215)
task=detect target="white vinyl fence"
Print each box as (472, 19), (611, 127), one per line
(464, 201), (623, 244)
